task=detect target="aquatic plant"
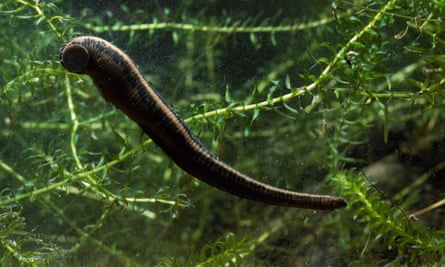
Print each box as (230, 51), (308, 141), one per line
(1, 0), (444, 265)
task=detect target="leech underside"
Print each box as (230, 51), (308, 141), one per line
(59, 36), (347, 210)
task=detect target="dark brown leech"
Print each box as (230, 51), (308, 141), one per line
(60, 36), (347, 210)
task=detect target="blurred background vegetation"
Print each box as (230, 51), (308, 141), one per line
(1, 0), (445, 266)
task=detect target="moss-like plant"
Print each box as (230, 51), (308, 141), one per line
(1, 0), (445, 265)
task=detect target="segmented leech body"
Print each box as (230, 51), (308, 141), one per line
(59, 36), (347, 210)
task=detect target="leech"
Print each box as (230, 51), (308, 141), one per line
(59, 36), (347, 210)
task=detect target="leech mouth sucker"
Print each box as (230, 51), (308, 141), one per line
(60, 36), (347, 210)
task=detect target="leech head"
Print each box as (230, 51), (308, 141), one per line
(60, 42), (90, 74)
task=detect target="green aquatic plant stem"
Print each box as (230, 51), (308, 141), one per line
(194, 219), (283, 266)
(1, 68), (58, 99)
(188, 0), (399, 122)
(0, 146), (184, 214)
(334, 171), (445, 257)
(338, 0), (444, 23)
(0, 239), (31, 265)
(15, 0), (64, 40)
(65, 75), (82, 170)
(0, 159), (28, 185)
(86, 13), (348, 34)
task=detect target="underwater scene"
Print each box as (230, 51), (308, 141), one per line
(1, 0), (445, 266)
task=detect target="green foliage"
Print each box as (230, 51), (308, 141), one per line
(0, 205), (60, 265)
(159, 233), (255, 267)
(1, 0), (445, 265)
